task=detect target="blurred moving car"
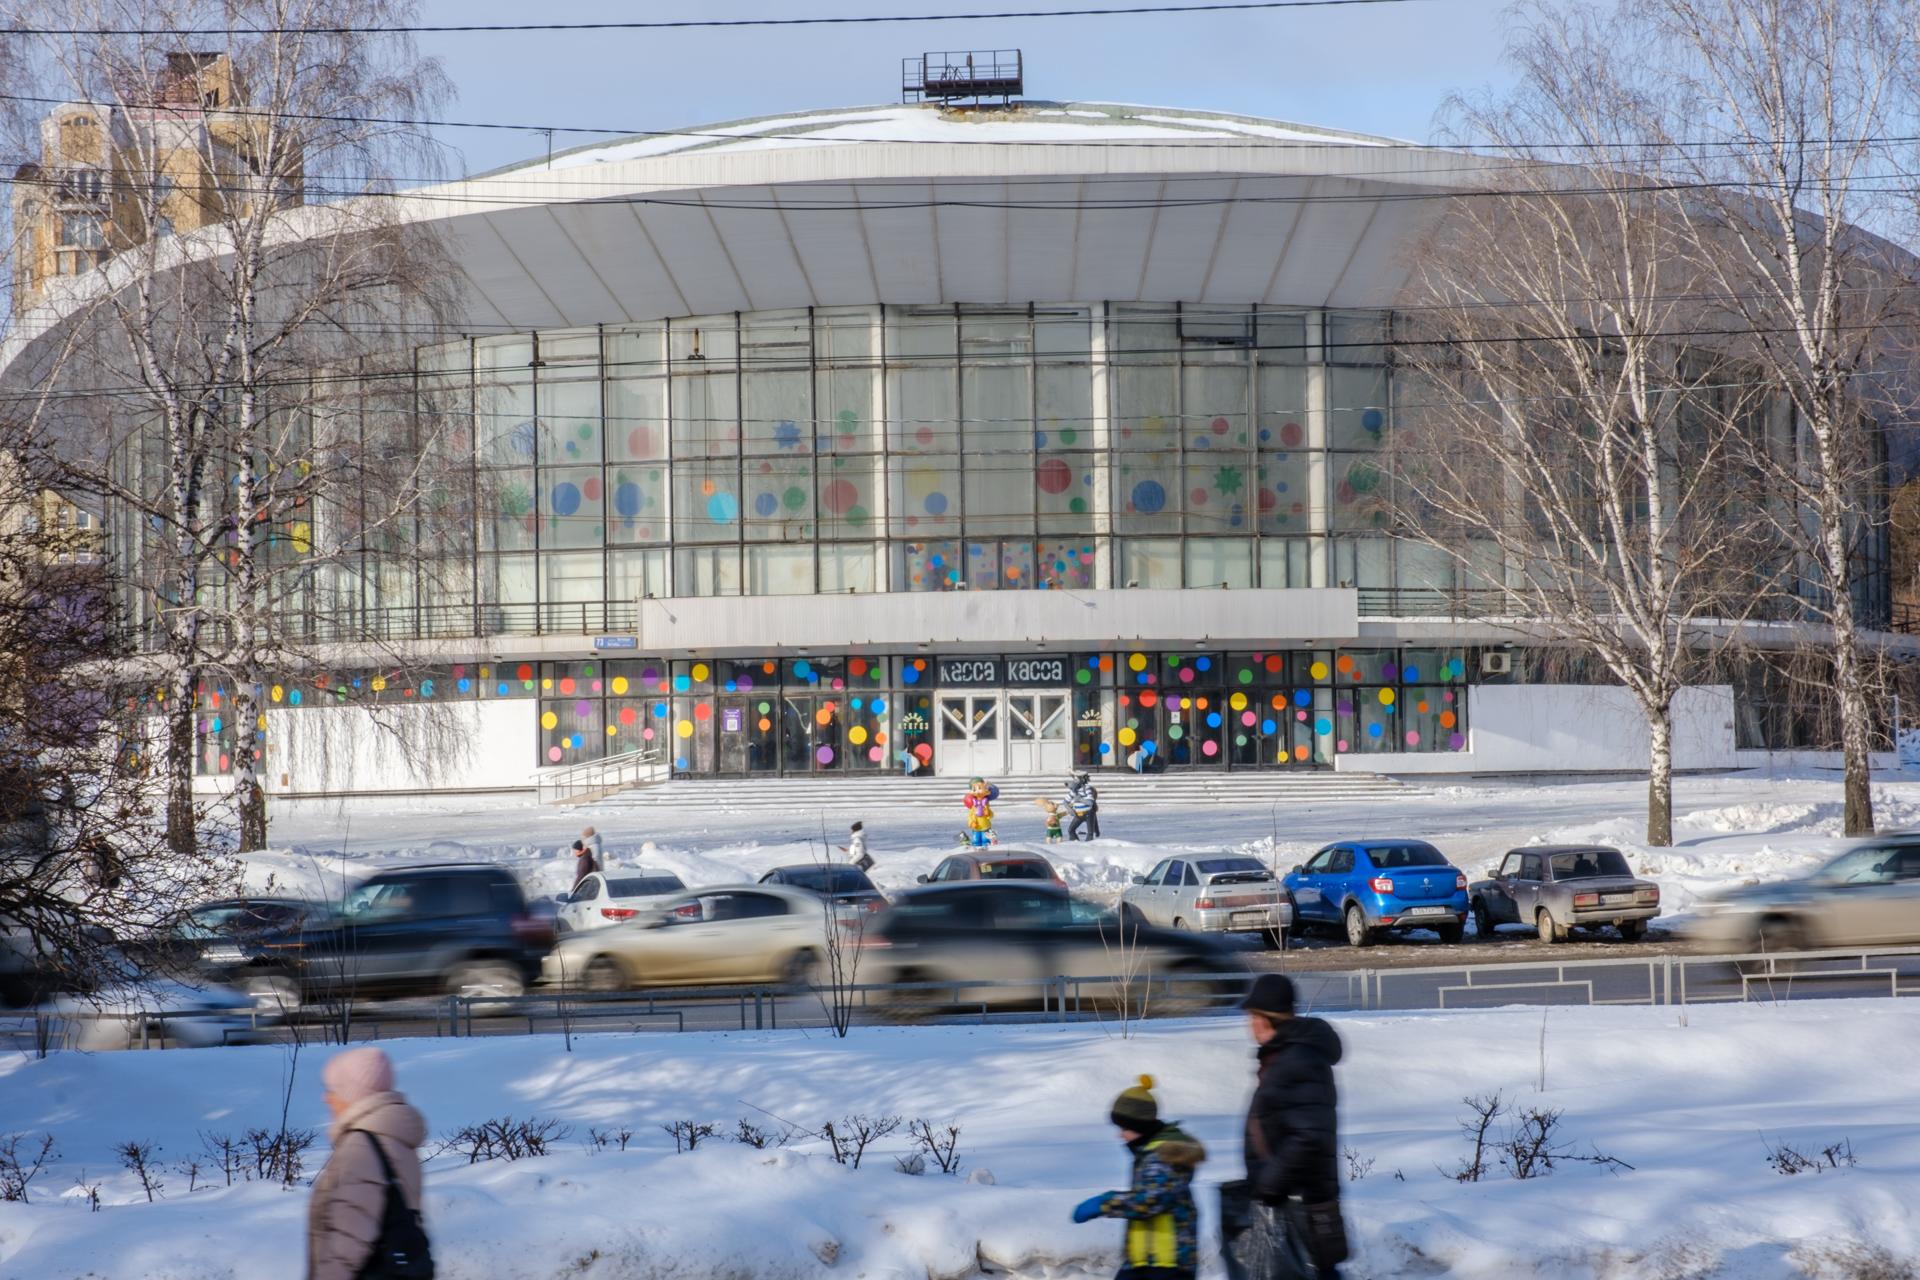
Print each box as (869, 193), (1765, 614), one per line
(1283, 840), (1469, 947)
(758, 864), (888, 929)
(247, 864), (552, 1009)
(916, 849), (1065, 886)
(864, 882), (1241, 1014)
(1470, 846), (1660, 942)
(1120, 854), (1293, 948)
(135, 897), (321, 989)
(543, 884), (829, 990)
(554, 871), (687, 933)
(1689, 839), (1920, 954)
(44, 977), (262, 1050)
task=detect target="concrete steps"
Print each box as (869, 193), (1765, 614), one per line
(597, 770), (1412, 811)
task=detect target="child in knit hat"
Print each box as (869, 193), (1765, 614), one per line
(1070, 1074), (1207, 1279)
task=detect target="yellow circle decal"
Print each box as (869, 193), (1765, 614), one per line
(540, 711), (558, 730)
(1128, 653), (1147, 672)
(690, 662), (710, 682)
(676, 719), (694, 739)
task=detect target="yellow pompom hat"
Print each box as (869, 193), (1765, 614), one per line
(1110, 1073), (1160, 1128)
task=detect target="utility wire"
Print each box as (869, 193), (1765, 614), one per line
(0, 0), (1434, 37)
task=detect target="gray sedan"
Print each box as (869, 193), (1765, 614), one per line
(1120, 855), (1293, 948)
(1689, 839), (1920, 954)
(1471, 846), (1661, 943)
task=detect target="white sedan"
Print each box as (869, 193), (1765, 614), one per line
(43, 977), (264, 1050)
(543, 884), (832, 990)
(554, 871), (687, 934)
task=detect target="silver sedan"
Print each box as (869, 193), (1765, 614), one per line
(1120, 855), (1293, 948)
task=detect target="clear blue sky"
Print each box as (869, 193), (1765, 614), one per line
(414, 0), (1520, 177)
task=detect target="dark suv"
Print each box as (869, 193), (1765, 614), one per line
(245, 864), (552, 1010)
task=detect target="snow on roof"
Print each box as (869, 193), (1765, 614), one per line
(476, 101), (1404, 177)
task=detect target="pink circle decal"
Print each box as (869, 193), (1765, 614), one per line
(1336, 739), (1349, 752)
(1405, 731), (1421, 747)
(1202, 740), (1219, 756)
(868, 746), (884, 762)
(547, 746), (563, 762)
(822, 478), (858, 514)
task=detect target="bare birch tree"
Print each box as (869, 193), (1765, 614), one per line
(1395, 4), (1777, 845)
(1627, 0), (1920, 835)
(0, 0), (458, 852)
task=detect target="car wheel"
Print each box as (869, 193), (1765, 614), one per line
(243, 974), (302, 1016)
(1472, 899), (1499, 941)
(1617, 920), (1648, 943)
(1344, 904), (1375, 948)
(583, 955), (625, 992)
(445, 959), (526, 1001)
(1535, 910), (1566, 944)
(885, 968), (945, 1021)
(783, 949), (822, 990)
(1434, 922), (1464, 946)
(1149, 962), (1222, 1018)
(1173, 917), (1193, 931)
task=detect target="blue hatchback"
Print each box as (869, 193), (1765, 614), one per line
(1283, 840), (1469, 947)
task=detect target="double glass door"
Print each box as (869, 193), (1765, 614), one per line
(936, 691), (1070, 776)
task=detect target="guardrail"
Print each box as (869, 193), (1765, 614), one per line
(8, 946), (1919, 1051)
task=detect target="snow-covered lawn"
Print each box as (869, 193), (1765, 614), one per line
(1, 1000), (1914, 1278)
(246, 769), (1920, 925)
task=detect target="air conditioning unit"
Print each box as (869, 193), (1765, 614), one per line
(1480, 650), (1512, 675)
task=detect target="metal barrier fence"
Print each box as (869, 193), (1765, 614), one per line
(8, 946), (1918, 1051)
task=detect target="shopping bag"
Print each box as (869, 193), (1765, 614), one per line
(1218, 1181), (1317, 1280)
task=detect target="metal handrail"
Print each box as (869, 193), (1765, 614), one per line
(535, 744), (665, 802)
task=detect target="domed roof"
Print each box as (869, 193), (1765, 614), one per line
(477, 100), (1404, 177)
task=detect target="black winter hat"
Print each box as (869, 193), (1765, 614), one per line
(1240, 973), (1296, 1017)
(1109, 1074), (1160, 1129)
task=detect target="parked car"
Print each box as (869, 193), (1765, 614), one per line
(1283, 840), (1469, 947)
(43, 977), (264, 1050)
(1689, 838), (1920, 954)
(864, 881), (1242, 1015)
(244, 863), (552, 1010)
(1470, 846), (1660, 942)
(1120, 855), (1293, 948)
(916, 849), (1065, 886)
(554, 871), (687, 934)
(758, 864), (889, 930)
(543, 884), (830, 990)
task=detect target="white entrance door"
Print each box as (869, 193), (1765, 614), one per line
(936, 694), (1004, 777)
(1007, 693), (1072, 775)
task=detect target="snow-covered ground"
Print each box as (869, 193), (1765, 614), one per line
(246, 768), (1920, 925)
(1, 1000), (1914, 1278)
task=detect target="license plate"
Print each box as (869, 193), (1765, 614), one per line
(1230, 911), (1266, 926)
(1601, 895), (1633, 906)
(1405, 905), (1451, 917)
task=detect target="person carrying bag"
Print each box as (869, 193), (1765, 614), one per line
(309, 1047), (433, 1280)
(1221, 975), (1350, 1280)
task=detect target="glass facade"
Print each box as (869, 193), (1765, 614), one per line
(190, 302), (1483, 636)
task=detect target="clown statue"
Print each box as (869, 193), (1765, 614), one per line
(962, 777), (1000, 847)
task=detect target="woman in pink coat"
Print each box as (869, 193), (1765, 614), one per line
(307, 1047), (429, 1280)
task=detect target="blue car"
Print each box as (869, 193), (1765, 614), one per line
(1283, 840), (1469, 947)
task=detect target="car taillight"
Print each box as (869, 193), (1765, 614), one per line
(1194, 897), (1216, 910)
(1052, 877), (1067, 888)
(673, 903), (702, 920)
(600, 907), (638, 920)
(1368, 877), (1395, 893)
(861, 899), (884, 913)
(1572, 892), (1599, 908)
(1636, 887), (1660, 904)
(1454, 873), (1468, 890)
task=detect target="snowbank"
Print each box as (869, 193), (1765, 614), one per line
(2, 1000), (1917, 1278)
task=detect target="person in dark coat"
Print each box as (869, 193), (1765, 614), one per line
(1241, 973), (1348, 1278)
(571, 840), (594, 891)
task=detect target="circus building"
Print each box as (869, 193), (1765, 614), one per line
(3, 80), (1896, 794)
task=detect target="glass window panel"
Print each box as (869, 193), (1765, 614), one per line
(1256, 310), (1309, 363)
(742, 369), (811, 454)
(1114, 449), (1180, 533)
(746, 544), (816, 595)
(817, 306), (878, 454)
(896, 539), (961, 591)
(1036, 538), (1097, 589)
(1327, 367), (1389, 450)
(842, 693), (885, 770)
(1120, 538), (1181, 588)
(1034, 307), (1092, 361)
(1185, 539), (1253, 589)
(606, 376), (667, 461)
(1036, 365), (1092, 451)
(964, 452), (1032, 536)
(1256, 448), (1309, 535)
(1259, 537), (1314, 588)
(897, 691), (935, 773)
(1332, 537), (1392, 590)
(537, 328), (599, 367)
(609, 547), (667, 599)
(539, 466), (605, 548)
(1327, 311), (1390, 365)
(607, 697), (656, 754)
(784, 656), (845, 687)
(673, 462), (741, 543)
(605, 322), (664, 370)
(671, 371), (738, 458)
(890, 457), (960, 538)
(1110, 305), (1178, 361)
(606, 465), (669, 545)
(962, 358), (1029, 461)
(998, 539), (1036, 589)
(964, 539), (999, 589)
(475, 370), (534, 466)
(1036, 451), (1095, 533)
(1336, 684), (1397, 753)
(820, 543), (875, 593)
(669, 315), (738, 365)
(539, 550), (603, 603)
(480, 469), (536, 551)
(743, 457), (814, 542)
(479, 554), (536, 608)
(669, 695), (716, 772)
(538, 693), (606, 763)
(1330, 451), (1392, 531)
(888, 367), (960, 455)
(674, 546), (740, 596)
(815, 455), (877, 538)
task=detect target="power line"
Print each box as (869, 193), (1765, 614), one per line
(0, 0), (1433, 37)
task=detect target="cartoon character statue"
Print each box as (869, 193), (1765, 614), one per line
(1033, 796), (1066, 844)
(962, 777), (1000, 847)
